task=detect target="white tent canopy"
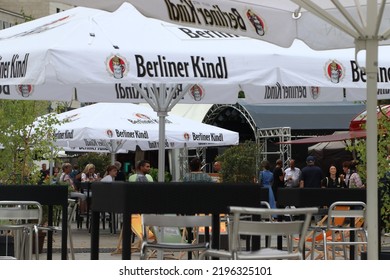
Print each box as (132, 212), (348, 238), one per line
(46, 102), (238, 157)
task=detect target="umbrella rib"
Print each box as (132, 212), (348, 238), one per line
(376, 0), (386, 37)
(167, 84), (193, 112)
(332, 0), (366, 36)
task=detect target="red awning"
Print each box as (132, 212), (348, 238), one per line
(349, 105), (390, 131)
(277, 130), (366, 144)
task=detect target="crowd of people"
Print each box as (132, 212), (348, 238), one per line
(256, 156), (366, 209)
(40, 155), (364, 214)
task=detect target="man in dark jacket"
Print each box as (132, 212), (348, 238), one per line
(299, 156), (323, 188)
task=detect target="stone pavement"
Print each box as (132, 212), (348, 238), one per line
(39, 219), (390, 261)
(40, 220), (132, 260)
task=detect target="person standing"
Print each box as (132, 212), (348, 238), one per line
(114, 161), (126, 181)
(322, 164), (343, 188)
(183, 157), (213, 182)
(39, 163), (50, 184)
(213, 161), (222, 173)
(128, 160), (154, 182)
(259, 160), (276, 209)
(340, 160), (364, 188)
(52, 166), (60, 184)
(284, 159), (301, 188)
(272, 159), (284, 200)
(299, 156), (323, 188)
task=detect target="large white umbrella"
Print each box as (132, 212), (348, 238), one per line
(59, 0), (387, 260)
(46, 102), (239, 163)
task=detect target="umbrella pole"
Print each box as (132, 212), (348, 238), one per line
(365, 37), (379, 260)
(365, 1), (379, 259)
(157, 112), (167, 182)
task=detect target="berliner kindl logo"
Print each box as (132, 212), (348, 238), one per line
(106, 54), (128, 79)
(183, 133), (190, 141)
(106, 129), (113, 138)
(16, 84), (33, 97)
(135, 113), (151, 120)
(246, 9), (265, 36)
(189, 84), (204, 101)
(310, 87), (320, 100)
(324, 60), (345, 84)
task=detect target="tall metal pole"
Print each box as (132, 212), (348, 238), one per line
(365, 1), (379, 260)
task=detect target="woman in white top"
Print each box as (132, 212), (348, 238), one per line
(100, 165), (118, 182)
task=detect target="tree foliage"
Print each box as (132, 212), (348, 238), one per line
(216, 141), (261, 183)
(347, 107), (390, 233)
(76, 153), (111, 176)
(0, 100), (62, 184)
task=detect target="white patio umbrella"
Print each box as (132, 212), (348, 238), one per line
(59, 0), (388, 260)
(44, 102), (239, 163)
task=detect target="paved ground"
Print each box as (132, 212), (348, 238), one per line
(40, 220), (128, 260)
(39, 219), (390, 261)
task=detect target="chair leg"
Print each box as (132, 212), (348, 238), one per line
(33, 226), (40, 260)
(68, 225), (75, 260)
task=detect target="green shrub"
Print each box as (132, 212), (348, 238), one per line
(216, 141), (261, 183)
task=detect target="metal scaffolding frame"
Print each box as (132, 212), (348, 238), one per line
(177, 103), (292, 177)
(256, 127), (292, 169)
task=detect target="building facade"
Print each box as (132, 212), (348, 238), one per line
(0, 0), (71, 29)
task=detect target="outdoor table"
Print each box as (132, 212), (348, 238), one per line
(277, 188), (367, 259)
(90, 182), (268, 260)
(0, 185), (69, 260)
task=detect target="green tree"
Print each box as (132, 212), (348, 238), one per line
(0, 100), (61, 184)
(347, 107), (390, 233)
(77, 153), (111, 176)
(216, 141), (261, 183)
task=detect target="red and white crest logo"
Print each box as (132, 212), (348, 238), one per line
(135, 113), (151, 120)
(106, 129), (113, 138)
(189, 84), (204, 101)
(183, 133), (190, 141)
(246, 9), (265, 36)
(16, 84), (33, 97)
(106, 54), (128, 79)
(324, 60), (345, 84)
(310, 87), (320, 100)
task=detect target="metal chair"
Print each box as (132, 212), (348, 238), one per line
(321, 201), (367, 260)
(0, 201), (43, 260)
(38, 199), (78, 259)
(140, 214), (212, 260)
(201, 206), (318, 260)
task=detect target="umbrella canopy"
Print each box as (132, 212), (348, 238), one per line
(2, 3), (390, 99)
(39, 102), (239, 161)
